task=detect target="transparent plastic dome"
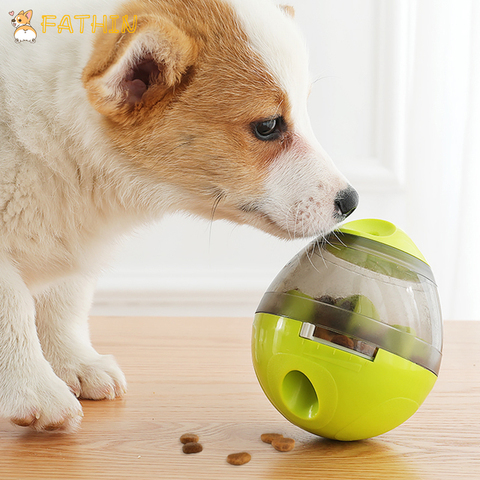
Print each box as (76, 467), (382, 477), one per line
(256, 230), (443, 375)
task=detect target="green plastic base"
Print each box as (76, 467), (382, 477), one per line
(252, 313), (437, 441)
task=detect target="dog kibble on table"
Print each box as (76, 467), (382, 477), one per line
(260, 433), (284, 444)
(180, 433), (200, 445)
(271, 436), (295, 452)
(179, 430), (294, 463)
(182, 442), (203, 454)
(226, 452), (252, 466)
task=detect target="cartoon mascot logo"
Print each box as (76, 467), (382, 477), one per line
(9, 10), (37, 43)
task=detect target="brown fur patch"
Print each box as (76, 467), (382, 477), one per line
(280, 5), (295, 18)
(83, 0), (292, 228)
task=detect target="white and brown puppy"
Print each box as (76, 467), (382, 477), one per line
(0, 0), (358, 432)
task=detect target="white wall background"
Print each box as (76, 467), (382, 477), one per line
(92, 0), (480, 320)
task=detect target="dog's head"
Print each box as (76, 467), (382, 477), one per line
(11, 10), (32, 28)
(83, 0), (358, 239)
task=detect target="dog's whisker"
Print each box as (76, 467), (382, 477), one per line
(210, 192), (224, 222)
(208, 190), (225, 246)
(311, 74), (338, 86)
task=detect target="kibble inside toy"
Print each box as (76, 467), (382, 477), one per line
(252, 219), (442, 441)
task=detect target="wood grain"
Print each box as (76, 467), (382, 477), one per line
(0, 318), (478, 479)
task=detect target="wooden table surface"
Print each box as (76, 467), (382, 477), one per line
(0, 318), (478, 479)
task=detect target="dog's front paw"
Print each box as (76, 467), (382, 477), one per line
(5, 375), (83, 433)
(55, 353), (127, 401)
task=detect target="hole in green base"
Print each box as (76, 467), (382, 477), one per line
(282, 370), (319, 420)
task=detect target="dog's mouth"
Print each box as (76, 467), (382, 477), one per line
(205, 192), (286, 238)
(220, 198), (324, 240)
(205, 188), (339, 240)
(240, 207), (295, 239)
(238, 197), (344, 240)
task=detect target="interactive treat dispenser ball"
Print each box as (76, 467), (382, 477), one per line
(252, 219), (442, 441)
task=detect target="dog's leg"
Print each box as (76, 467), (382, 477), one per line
(35, 277), (127, 401)
(0, 260), (83, 432)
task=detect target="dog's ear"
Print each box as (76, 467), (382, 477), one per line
(24, 10), (33, 22)
(83, 17), (197, 123)
(17, 10), (24, 17)
(280, 5), (295, 19)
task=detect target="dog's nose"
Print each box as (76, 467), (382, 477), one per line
(334, 186), (359, 218)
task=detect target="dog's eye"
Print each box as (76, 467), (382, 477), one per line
(252, 117), (285, 141)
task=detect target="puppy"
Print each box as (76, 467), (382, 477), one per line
(11, 10), (37, 43)
(0, 0), (358, 432)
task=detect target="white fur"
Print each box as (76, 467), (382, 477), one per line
(0, 0), (353, 431)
